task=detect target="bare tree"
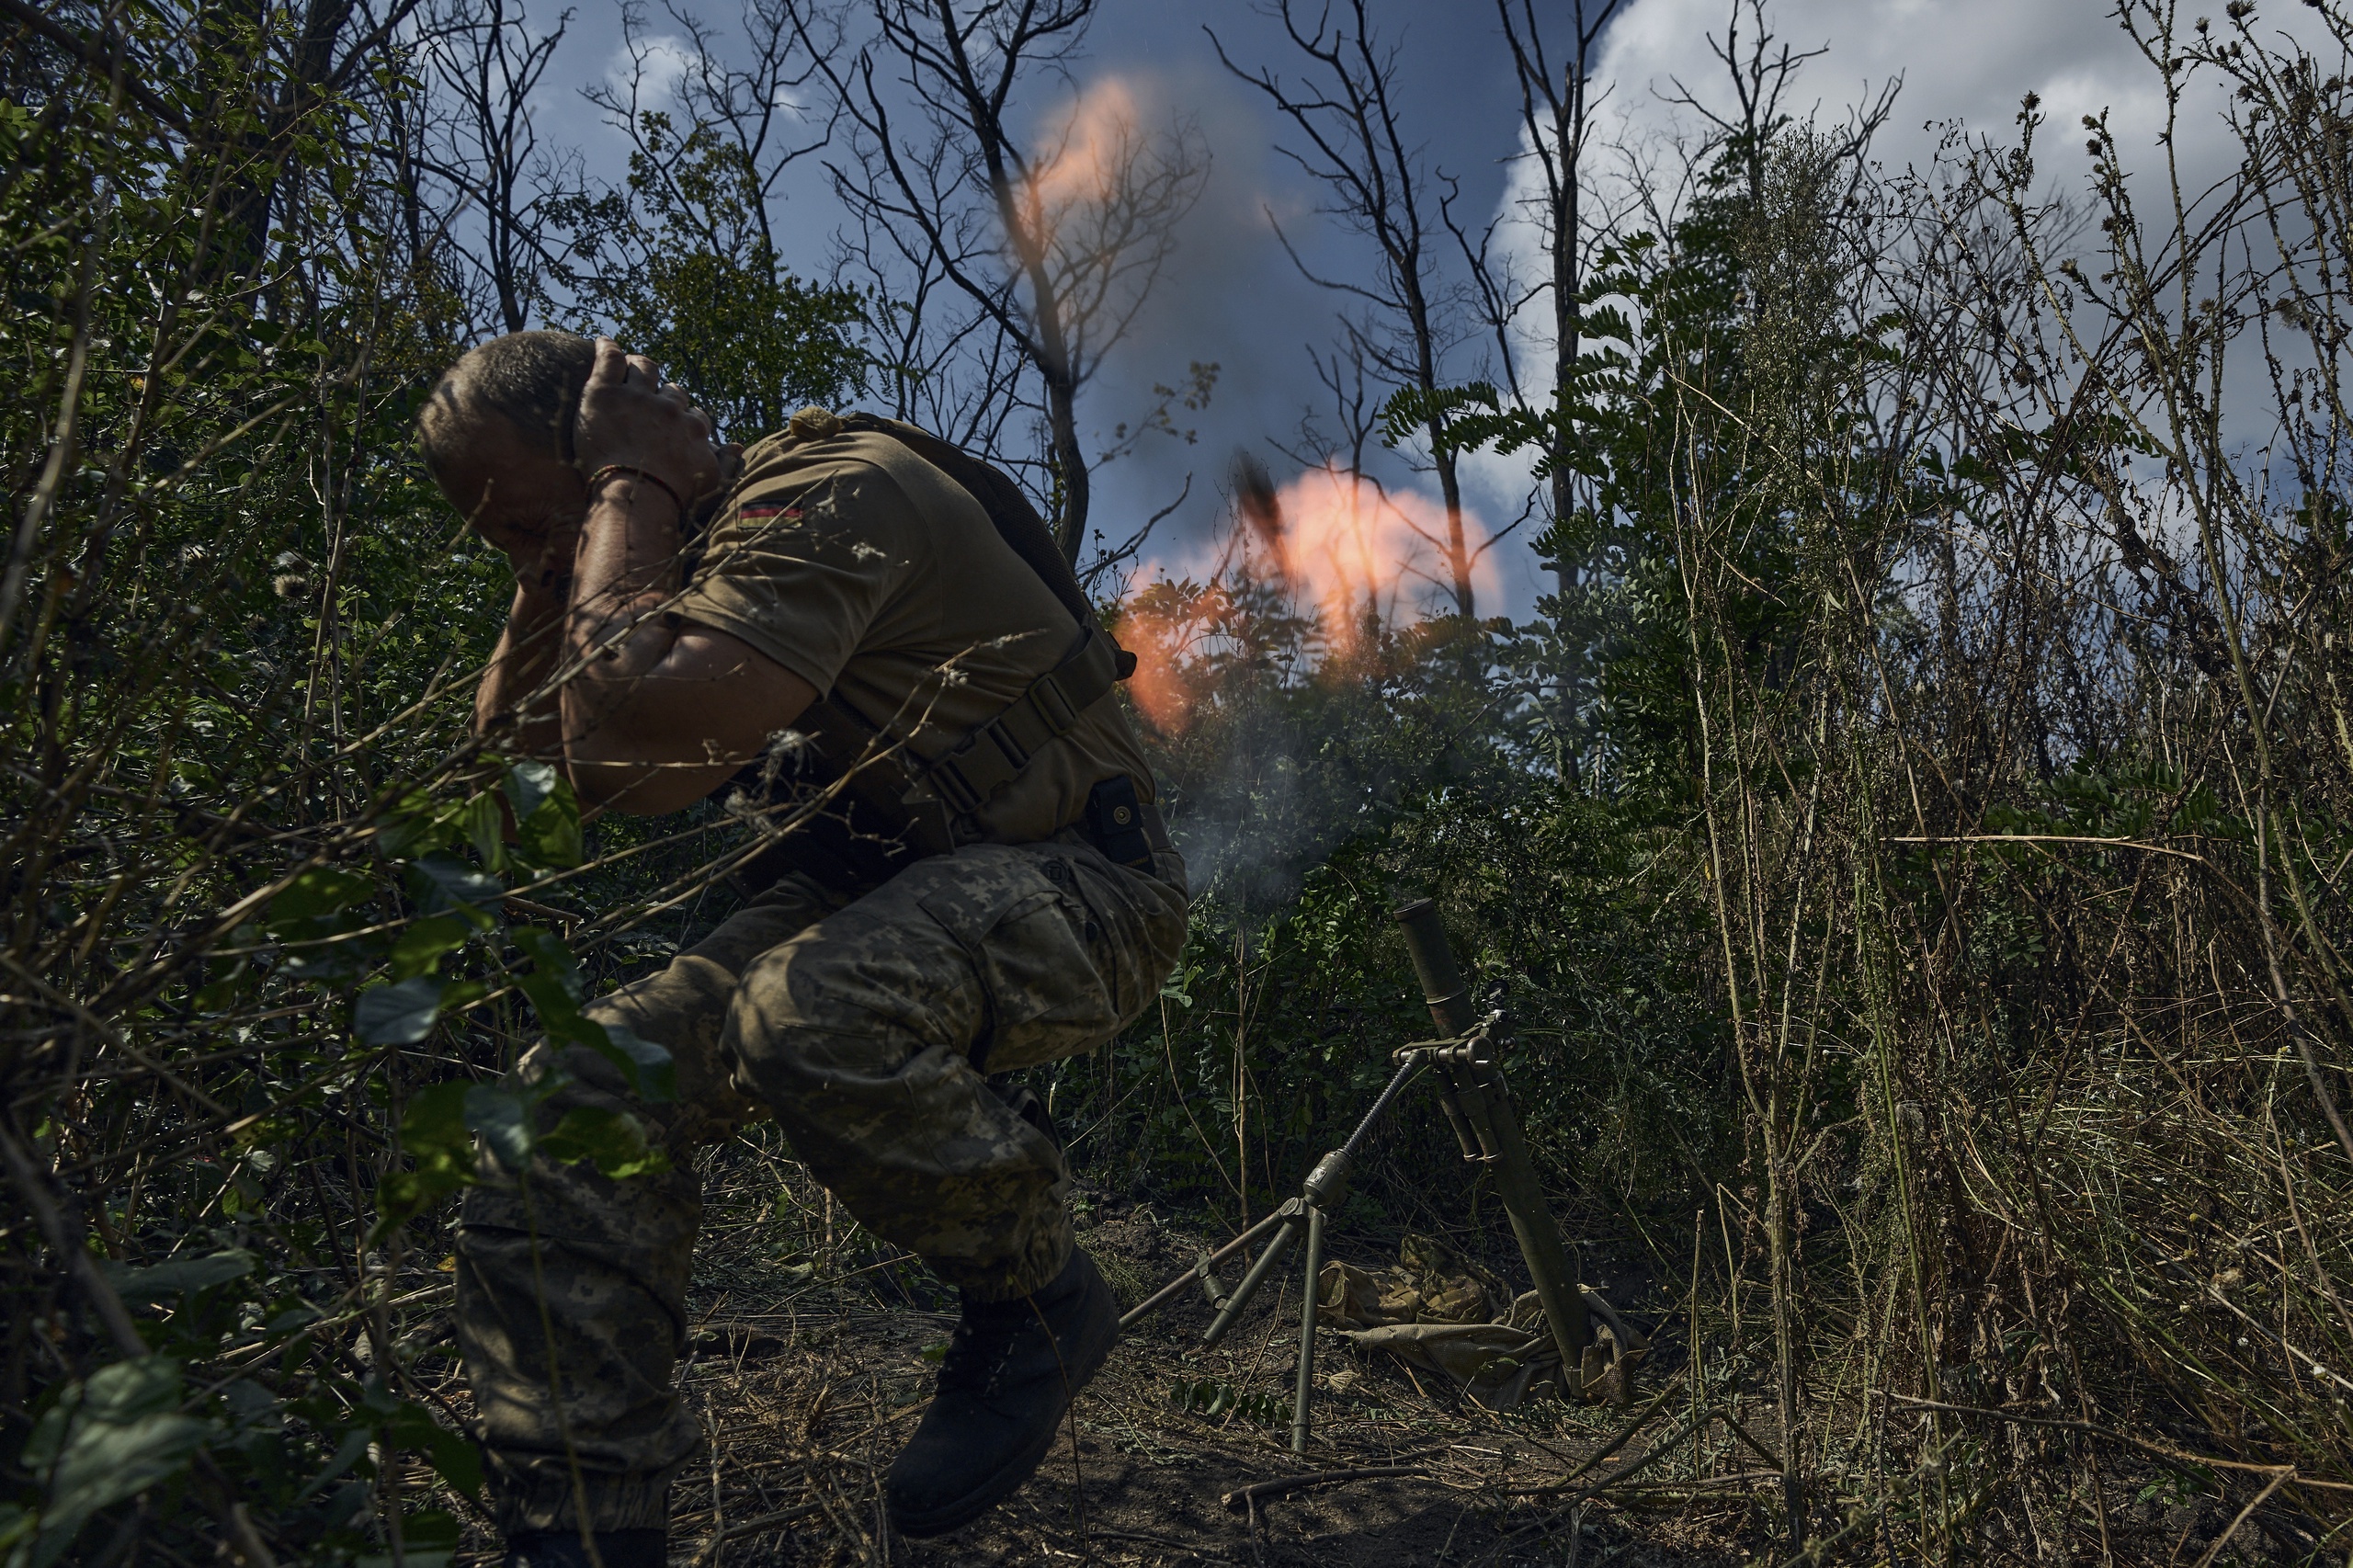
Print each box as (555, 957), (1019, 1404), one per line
(1475, 0), (1625, 574)
(1275, 334), (1383, 479)
(1215, 0), (1480, 616)
(1662, 0), (1899, 209)
(837, 189), (1040, 459)
(551, 0), (869, 434)
(586, 0), (836, 271)
(800, 0), (1209, 565)
(424, 0), (571, 334)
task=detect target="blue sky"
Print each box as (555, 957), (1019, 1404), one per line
(505, 0), (2267, 623)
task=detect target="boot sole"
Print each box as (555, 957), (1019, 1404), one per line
(887, 1281), (1120, 1539)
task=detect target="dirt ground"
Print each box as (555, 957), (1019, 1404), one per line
(427, 1174), (2303, 1566)
(509, 1191), (1772, 1568)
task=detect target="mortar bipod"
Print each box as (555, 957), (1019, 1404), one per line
(1118, 1046), (1427, 1454)
(1116, 902), (1641, 1452)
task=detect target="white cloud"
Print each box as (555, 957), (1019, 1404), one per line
(1597, 0), (2166, 167)
(605, 33), (702, 113)
(1467, 0), (2327, 552)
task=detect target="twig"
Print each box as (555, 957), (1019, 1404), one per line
(1221, 1464), (1428, 1513)
(2188, 1469), (2290, 1568)
(1715, 1402), (1784, 1471)
(1887, 1395), (2353, 1491)
(1512, 1374), (1688, 1495)
(1087, 1528), (1240, 1564)
(1508, 1403), (1713, 1501)
(689, 1503), (820, 1560)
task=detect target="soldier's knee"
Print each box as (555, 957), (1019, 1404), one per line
(724, 929), (969, 1093)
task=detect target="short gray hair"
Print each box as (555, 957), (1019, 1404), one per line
(416, 330), (597, 487)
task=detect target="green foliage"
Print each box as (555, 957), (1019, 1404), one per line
(552, 113), (877, 437)
(1169, 1377), (1290, 1426)
(1078, 557), (1727, 1232)
(0, 13), (707, 1559)
(14, 3), (2353, 1561)
(19, 1360), (208, 1568)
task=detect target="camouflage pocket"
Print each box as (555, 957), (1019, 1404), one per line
(913, 845), (1126, 1072)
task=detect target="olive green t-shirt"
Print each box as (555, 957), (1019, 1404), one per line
(673, 420), (1157, 846)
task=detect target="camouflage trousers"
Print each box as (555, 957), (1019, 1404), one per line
(452, 835), (1188, 1536)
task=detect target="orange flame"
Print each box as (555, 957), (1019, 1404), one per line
(1121, 609), (1201, 733)
(1116, 463), (1496, 734)
(1028, 77), (1141, 221)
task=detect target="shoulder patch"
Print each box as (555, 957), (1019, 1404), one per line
(735, 504), (801, 522)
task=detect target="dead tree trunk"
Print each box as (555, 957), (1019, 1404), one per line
(803, 0), (1203, 568)
(1216, 0), (1477, 616)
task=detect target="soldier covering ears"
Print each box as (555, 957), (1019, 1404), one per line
(416, 331), (1188, 1563)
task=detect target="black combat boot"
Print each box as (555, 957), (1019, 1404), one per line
(884, 1246), (1119, 1537)
(503, 1528), (666, 1568)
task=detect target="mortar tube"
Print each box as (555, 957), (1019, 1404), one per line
(1394, 898), (1473, 1034)
(1392, 901), (1592, 1369)
(1470, 1068), (1592, 1363)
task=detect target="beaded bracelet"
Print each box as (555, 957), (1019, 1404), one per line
(585, 463), (687, 513)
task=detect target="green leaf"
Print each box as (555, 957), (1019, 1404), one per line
(192, 960), (251, 1013)
(279, 935), (384, 987)
(400, 1081), (471, 1162)
(77, 1358), (184, 1425)
(409, 852), (503, 917)
(105, 1249), (255, 1304)
(539, 1107), (670, 1179)
(402, 1508), (462, 1550)
(378, 790), (459, 859)
(355, 976), (449, 1045)
(596, 1022), (676, 1103)
(506, 760), (583, 868)
(503, 758), (560, 821)
(292, 1427), (375, 1505)
(382, 1403), (483, 1502)
(376, 1081), (480, 1227)
(28, 1360), (208, 1568)
(508, 926), (585, 1006)
(542, 1014), (676, 1104)
(462, 791), (506, 873)
(519, 798), (583, 868)
(388, 915), (472, 983)
(26, 1358), (181, 1471)
(461, 1085), (535, 1173)
(267, 866), (374, 927)
(506, 926), (674, 1100)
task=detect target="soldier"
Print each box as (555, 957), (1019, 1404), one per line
(415, 331), (1188, 1566)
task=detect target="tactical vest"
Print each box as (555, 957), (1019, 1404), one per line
(724, 414), (1147, 895)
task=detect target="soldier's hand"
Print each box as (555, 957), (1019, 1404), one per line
(574, 338), (723, 508)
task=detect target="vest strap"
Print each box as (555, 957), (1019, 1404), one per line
(920, 629), (1121, 818)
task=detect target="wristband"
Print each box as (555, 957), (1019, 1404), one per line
(585, 464), (687, 514)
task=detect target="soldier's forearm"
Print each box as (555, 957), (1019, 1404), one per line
(551, 476), (817, 813)
(559, 473), (689, 732)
